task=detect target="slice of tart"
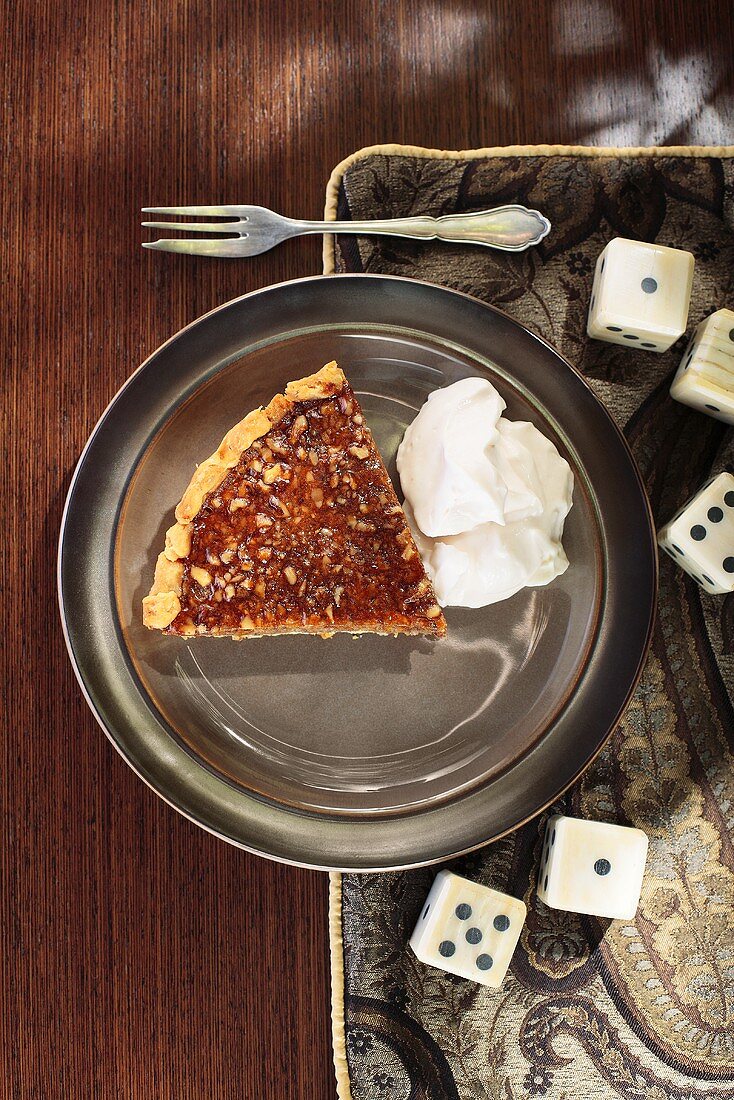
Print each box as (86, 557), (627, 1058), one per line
(143, 362), (446, 639)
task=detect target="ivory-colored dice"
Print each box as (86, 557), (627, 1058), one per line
(670, 308), (734, 424)
(657, 472), (734, 594)
(587, 237), (694, 352)
(409, 870), (526, 989)
(537, 815), (648, 920)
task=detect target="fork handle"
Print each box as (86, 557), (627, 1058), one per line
(286, 205), (550, 251)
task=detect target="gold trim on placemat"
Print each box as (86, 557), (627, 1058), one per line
(329, 872), (353, 1100)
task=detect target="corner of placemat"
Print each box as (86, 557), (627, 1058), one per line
(328, 872), (353, 1100)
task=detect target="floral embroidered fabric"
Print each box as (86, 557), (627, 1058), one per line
(327, 146), (734, 1100)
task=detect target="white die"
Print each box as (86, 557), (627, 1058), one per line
(657, 472), (734, 594)
(670, 308), (734, 424)
(537, 815), (648, 920)
(587, 237), (694, 352)
(409, 870), (526, 989)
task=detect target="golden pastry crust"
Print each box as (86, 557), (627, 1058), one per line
(142, 363), (346, 629)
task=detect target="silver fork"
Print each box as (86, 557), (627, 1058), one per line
(141, 203), (550, 257)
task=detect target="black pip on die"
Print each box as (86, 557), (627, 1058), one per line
(587, 237), (694, 352)
(537, 815), (648, 920)
(409, 870), (526, 989)
(657, 472), (734, 594)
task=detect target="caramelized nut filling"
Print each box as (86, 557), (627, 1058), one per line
(167, 382), (445, 637)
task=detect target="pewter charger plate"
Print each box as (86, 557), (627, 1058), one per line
(58, 275), (657, 871)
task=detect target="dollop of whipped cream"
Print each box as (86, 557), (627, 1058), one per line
(396, 378), (574, 608)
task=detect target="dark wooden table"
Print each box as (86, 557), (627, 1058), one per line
(4, 2), (732, 1096)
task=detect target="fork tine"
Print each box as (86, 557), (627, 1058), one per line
(142, 238), (250, 257)
(141, 220), (243, 234)
(141, 205), (249, 217)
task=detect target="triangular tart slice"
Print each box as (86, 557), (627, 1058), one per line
(143, 362), (446, 639)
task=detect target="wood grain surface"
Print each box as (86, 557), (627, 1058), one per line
(3, 1), (732, 1096)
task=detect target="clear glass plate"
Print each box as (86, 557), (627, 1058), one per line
(117, 327), (599, 815)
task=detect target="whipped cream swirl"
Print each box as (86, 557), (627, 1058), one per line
(396, 378), (574, 608)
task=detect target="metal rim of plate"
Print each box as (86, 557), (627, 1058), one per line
(58, 274), (657, 872)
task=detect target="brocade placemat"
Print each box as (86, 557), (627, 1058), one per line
(324, 145), (734, 1100)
